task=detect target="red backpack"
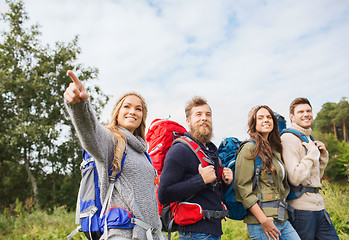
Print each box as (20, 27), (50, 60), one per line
(146, 119), (187, 178)
(145, 119), (227, 238)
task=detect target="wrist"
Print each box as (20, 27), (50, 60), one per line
(258, 215), (268, 224)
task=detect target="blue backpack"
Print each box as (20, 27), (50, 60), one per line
(281, 129), (316, 200)
(218, 138), (262, 220)
(68, 149), (153, 240)
(274, 112), (287, 134)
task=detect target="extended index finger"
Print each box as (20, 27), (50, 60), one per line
(67, 70), (83, 88)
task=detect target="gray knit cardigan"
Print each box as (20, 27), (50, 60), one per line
(65, 100), (162, 239)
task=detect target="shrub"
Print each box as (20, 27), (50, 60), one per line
(1, 183), (348, 240)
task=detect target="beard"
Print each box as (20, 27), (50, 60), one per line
(190, 121), (213, 144)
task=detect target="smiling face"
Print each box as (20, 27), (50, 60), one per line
(186, 104), (213, 145)
(255, 107), (274, 139)
(117, 95), (143, 134)
(290, 103), (313, 129)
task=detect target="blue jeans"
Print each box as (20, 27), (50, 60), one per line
(247, 220), (300, 240)
(288, 209), (339, 240)
(179, 232), (220, 240)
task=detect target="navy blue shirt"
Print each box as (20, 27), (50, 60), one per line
(158, 133), (225, 236)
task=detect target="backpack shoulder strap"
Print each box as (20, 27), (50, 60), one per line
(82, 149), (92, 160)
(100, 148), (127, 220)
(174, 136), (224, 183)
(244, 140), (263, 176)
(144, 152), (152, 164)
(173, 136), (214, 166)
(281, 129), (309, 143)
(309, 135), (315, 142)
(246, 139), (264, 205)
(108, 147), (127, 180)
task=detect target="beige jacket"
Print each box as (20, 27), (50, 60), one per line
(281, 123), (329, 211)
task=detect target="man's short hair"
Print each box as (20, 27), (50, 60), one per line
(289, 97), (312, 115)
(185, 96), (209, 118)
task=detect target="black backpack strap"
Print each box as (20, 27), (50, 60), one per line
(259, 200), (288, 221)
(254, 156), (263, 206)
(240, 140), (266, 206)
(202, 209), (230, 219)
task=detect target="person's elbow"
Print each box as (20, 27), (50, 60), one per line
(158, 186), (170, 205)
(288, 176), (301, 186)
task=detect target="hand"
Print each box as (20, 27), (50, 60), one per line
(63, 70), (89, 103)
(198, 164), (216, 184)
(302, 140), (317, 151)
(314, 140), (327, 153)
(260, 217), (281, 240)
(222, 167), (233, 185)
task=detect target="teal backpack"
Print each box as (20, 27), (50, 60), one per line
(218, 138), (263, 220)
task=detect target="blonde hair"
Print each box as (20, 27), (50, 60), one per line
(106, 92), (147, 176)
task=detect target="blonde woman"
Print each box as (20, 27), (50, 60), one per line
(64, 70), (163, 240)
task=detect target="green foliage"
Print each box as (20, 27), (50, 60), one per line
(2, 181), (348, 239)
(314, 102), (338, 135)
(0, 204), (86, 239)
(221, 219), (249, 240)
(322, 181), (349, 239)
(314, 97), (349, 142)
(0, 0), (109, 210)
(312, 131), (349, 181)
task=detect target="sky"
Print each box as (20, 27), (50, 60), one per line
(1, 0), (349, 145)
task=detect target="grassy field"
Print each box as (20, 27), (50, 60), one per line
(0, 180), (348, 240)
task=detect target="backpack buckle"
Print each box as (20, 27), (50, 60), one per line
(202, 157), (214, 165)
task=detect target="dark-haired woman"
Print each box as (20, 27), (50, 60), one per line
(234, 105), (300, 240)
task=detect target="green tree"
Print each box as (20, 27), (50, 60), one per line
(314, 98), (349, 143)
(312, 131), (349, 181)
(314, 102), (338, 138)
(334, 98), (349, 143)
(0, 0), (109, 209)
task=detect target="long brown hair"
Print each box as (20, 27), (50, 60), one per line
(106, 92), (147, 176)
(247, 105), (283, 171)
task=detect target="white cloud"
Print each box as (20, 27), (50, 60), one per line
(4, 0), (349, 145)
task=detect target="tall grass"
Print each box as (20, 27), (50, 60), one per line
(321, 180), (349, 239)
(0, 200), (84, 240)
(0, 181), (348, 239)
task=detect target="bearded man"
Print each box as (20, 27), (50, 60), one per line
(158, 96), (233, 240)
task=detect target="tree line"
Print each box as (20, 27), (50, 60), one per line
(0, 0), (109, 211)
(0, 0), (348, 212)
(313, 98), (349, 181)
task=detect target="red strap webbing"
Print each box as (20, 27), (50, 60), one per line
(173, 136), (222, 180)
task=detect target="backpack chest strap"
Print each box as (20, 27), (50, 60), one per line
(303, 187), (320, 193)
(258, 201), (293, 221)
(202, 209), (230, 219)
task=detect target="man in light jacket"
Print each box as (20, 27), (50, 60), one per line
(281, 97), (339, 240)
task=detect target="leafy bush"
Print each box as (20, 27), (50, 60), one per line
(1, 182), (348, 239)
(312, 131), (349, 181)
(322, 180), (349, 239)
(0, 203), (85, 239)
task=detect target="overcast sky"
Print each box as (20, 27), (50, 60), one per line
(1, 0), (349, 145)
